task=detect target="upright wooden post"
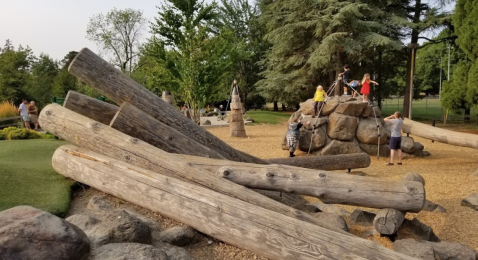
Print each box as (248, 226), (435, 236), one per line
(229, 85), (247, 137)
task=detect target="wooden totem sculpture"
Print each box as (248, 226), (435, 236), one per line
(229, 85), (247, 137)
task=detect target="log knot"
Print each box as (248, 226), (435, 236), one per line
(89, 122), (101, 129)
(223, 170), (230, 177)
(318, 172), (327, 179)
(45, 110), (52, 116)
(266, 172), (275, 178)
(290, 173), (298, 179)
(130, 138), (139, 144)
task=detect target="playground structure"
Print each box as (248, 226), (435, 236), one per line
(36, 48), (478, 259)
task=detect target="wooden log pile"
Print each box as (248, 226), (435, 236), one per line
(39, 47), (427, 259)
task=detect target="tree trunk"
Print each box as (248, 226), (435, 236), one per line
(267, 153), (371, 171)
(377, 50), (383, 109)
(402, 118), (478, 149)
(63, 91), (118, 125)
(38, 104), (344, 232)
(175, 154), (425, 212)
(282, 103), (286, 111)
(373, 209), (405, 235)
(110, 102), (226, 159)
(273, 101), (278, 111)
(68, 48), (264, 164)
(52, 145), (417, 260)
(464, 108), (470, 123)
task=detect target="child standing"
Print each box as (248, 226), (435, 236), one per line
(338, 65), (351, 95)
(313, 85), (328, 118)
(360, 73), (379, 103)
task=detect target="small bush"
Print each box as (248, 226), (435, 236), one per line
(0, 101), (18, 119)
(0, 127), (42, 140)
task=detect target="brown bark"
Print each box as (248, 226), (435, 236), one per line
(267, 153), (371, 171)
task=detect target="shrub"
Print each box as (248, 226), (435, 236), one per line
(0, 127), (42, 140)
(0, 101), (18, 119)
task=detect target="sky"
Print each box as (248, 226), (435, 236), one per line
(0, 0), (455, 61)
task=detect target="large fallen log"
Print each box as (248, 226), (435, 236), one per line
(110, 102), (225, 159)
(63, 91), (118, 125)
(402, 118), (478, 150)
(267, 153), (371, 171)
(38, 104), (343, 232)
(53, 145), (417, 260)
(68, 48), (265, 164)
(175, 154), (425, 212)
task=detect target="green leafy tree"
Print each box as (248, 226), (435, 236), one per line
(24, 54), (59, 108)
(87, 8), (146, 74)
(53, 51), (79, 98)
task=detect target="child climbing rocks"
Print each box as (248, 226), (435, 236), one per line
(357, 73), (379, 103)
(313, 85), (328, 118)
(286, 119), (311, 157)
(338, 65), (351, 95)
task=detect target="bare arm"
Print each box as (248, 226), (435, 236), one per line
(384, 115), (395, 122)
(371, 80), (379, 85)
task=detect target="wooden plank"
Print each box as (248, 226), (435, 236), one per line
(267, 153), (371, 171)
(68, 48), (265, 164)
(38, 104), (345, 232)
(0, 116), (21, 122)
(63, 91), (118, 125)
(52, 145), (418, 260)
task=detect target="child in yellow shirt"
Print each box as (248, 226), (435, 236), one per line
(313, 85), (327, 117)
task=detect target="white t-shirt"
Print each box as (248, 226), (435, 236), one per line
(390, 118), (403, 137)
(19, 103), (28, 116)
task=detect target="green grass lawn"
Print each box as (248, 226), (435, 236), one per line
(244, 110), (292, 124)
(0, 139), (73, 216)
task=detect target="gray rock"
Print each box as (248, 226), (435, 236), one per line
(422, 200), (446, 213)
(349, 209), (376, 226)
(67, 209), (152, 248)
(298, 127), (327, 152)
(360, 105), (372, 118)
(200, 119), (211, 126)
(356, 117), (388, 145)
(401, 136), (416, 153)
(372, 106), (383, 117)
(462, 193), (478, 211)
(91, 243), (168, 260)
(310, 212), (349, 232)
(87, 195), (115, 211)
(288, 111), (302, 123)
(421, 150), (431, 156)
(298, 98), (315, 115)
(154, 242), (194, 260)
(393, 239), (435, 260)
(414, 142), (424, 151)
(432, 241), (477, 260)
(401, 218), (440, 242)
(334, 102), (369, 117)
(158, 227), (196, 247)
(320, 140), (362, 156)
(301, 116), (327, 130)
(0, 206), (90, 260)
(337, 95), (357, 103)
(327, 113), (358, 141)
(321, 98), (340, 116)
(307, 203), (350, 217)
(359, 143), (390, 157)
(402, 172), (425, 186)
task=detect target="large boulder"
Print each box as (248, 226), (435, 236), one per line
(356, 117), (388, 145)
(372, 106), (382, 117)
(461, 193), (478, 211)
(91, 243), (168, 260)
(327, 113), (358, 141)
(393, 239), (435, 260)
(401, 136), (416, 153)
(0, 206), (90, 260)
(400, 218), (440, 242)
(298, 98), (315, 115)
(322, 98), (340, 116)
(359, 143), (390, 157)
(349, 209), (376, 226)
(320, 140), (362, 155)
(298, 127), (327, 152)
(288, 111), (302, 123)
(158, 227), (196, 247)
(334, 102), (369, 117)
(66, 209), (152, 248)
(361, 105), (372, 118)
(301, 116), (327, 130)
(422, 200), (446, 213)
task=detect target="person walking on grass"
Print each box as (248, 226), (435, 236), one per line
(18, 99), (31, 129)
(354, 73), (379, 103)
(384, 111), (403, 165)
(313, 85), (327, 118)
(286, 118), (311, 157)
(28, 101), (39, 131)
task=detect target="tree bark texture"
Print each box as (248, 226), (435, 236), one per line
(373, 209), (405, 235)
(38, 104), (343, 232)
(267, 153), (371, 171)
(52, 145), (417, 260)
(68, 48), (264, 164)
(230, 86), (247, 137)
(175, 154), (425, 212)
(63, 91), (118, 125)
(402, 118), (478, 149)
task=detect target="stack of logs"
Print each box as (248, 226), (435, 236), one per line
(40, 48), (426, 260)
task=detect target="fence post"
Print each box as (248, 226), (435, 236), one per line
(431, 119), (435, 143)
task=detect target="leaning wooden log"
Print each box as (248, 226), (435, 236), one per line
(110, 102), (225, 159)
(176, 154), (425, 212)
(63, 91), (118, 125)
(402, 118), (478, 150)
(38, 104), (343, 232)
(53, 145), (418, 260)
(68, 48), (265, 164)
(373, 208), (405, 235)
(267, 153), (371, 171)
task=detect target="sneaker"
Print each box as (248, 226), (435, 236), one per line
(397, 162), (402, 165)
(343, 93), (348, 96)
(386, 162), (394, 166)
(289, 154), (296, 158)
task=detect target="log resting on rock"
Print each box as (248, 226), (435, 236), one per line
(38, 104), (343, 232)
(176, 154), (425, 212)
(52, 145), (418, 260)
(68, 48), (265, 164)
(402, 118), (478, 150)
(267, 153), (371, 171)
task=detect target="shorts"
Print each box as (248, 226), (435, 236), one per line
(390, 137), (402, 150)
(29, 114), (38, 123)
(21, 115), (30, 122)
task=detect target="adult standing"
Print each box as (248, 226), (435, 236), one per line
(28, 101), (39, 131)
(18, 99), (31, 129)
(384, 111), (403, 165)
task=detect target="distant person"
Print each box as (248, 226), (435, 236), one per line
(384, 111), (403, 165)
(28, 101), (39, 131)
(355, 73), (379, 103)
(338, 64), (351, 96)
(286, 118), (311, 158)
(181, 104), (191, 119)
(18, 99), (31, 129)
(312, 85), (327, 118)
